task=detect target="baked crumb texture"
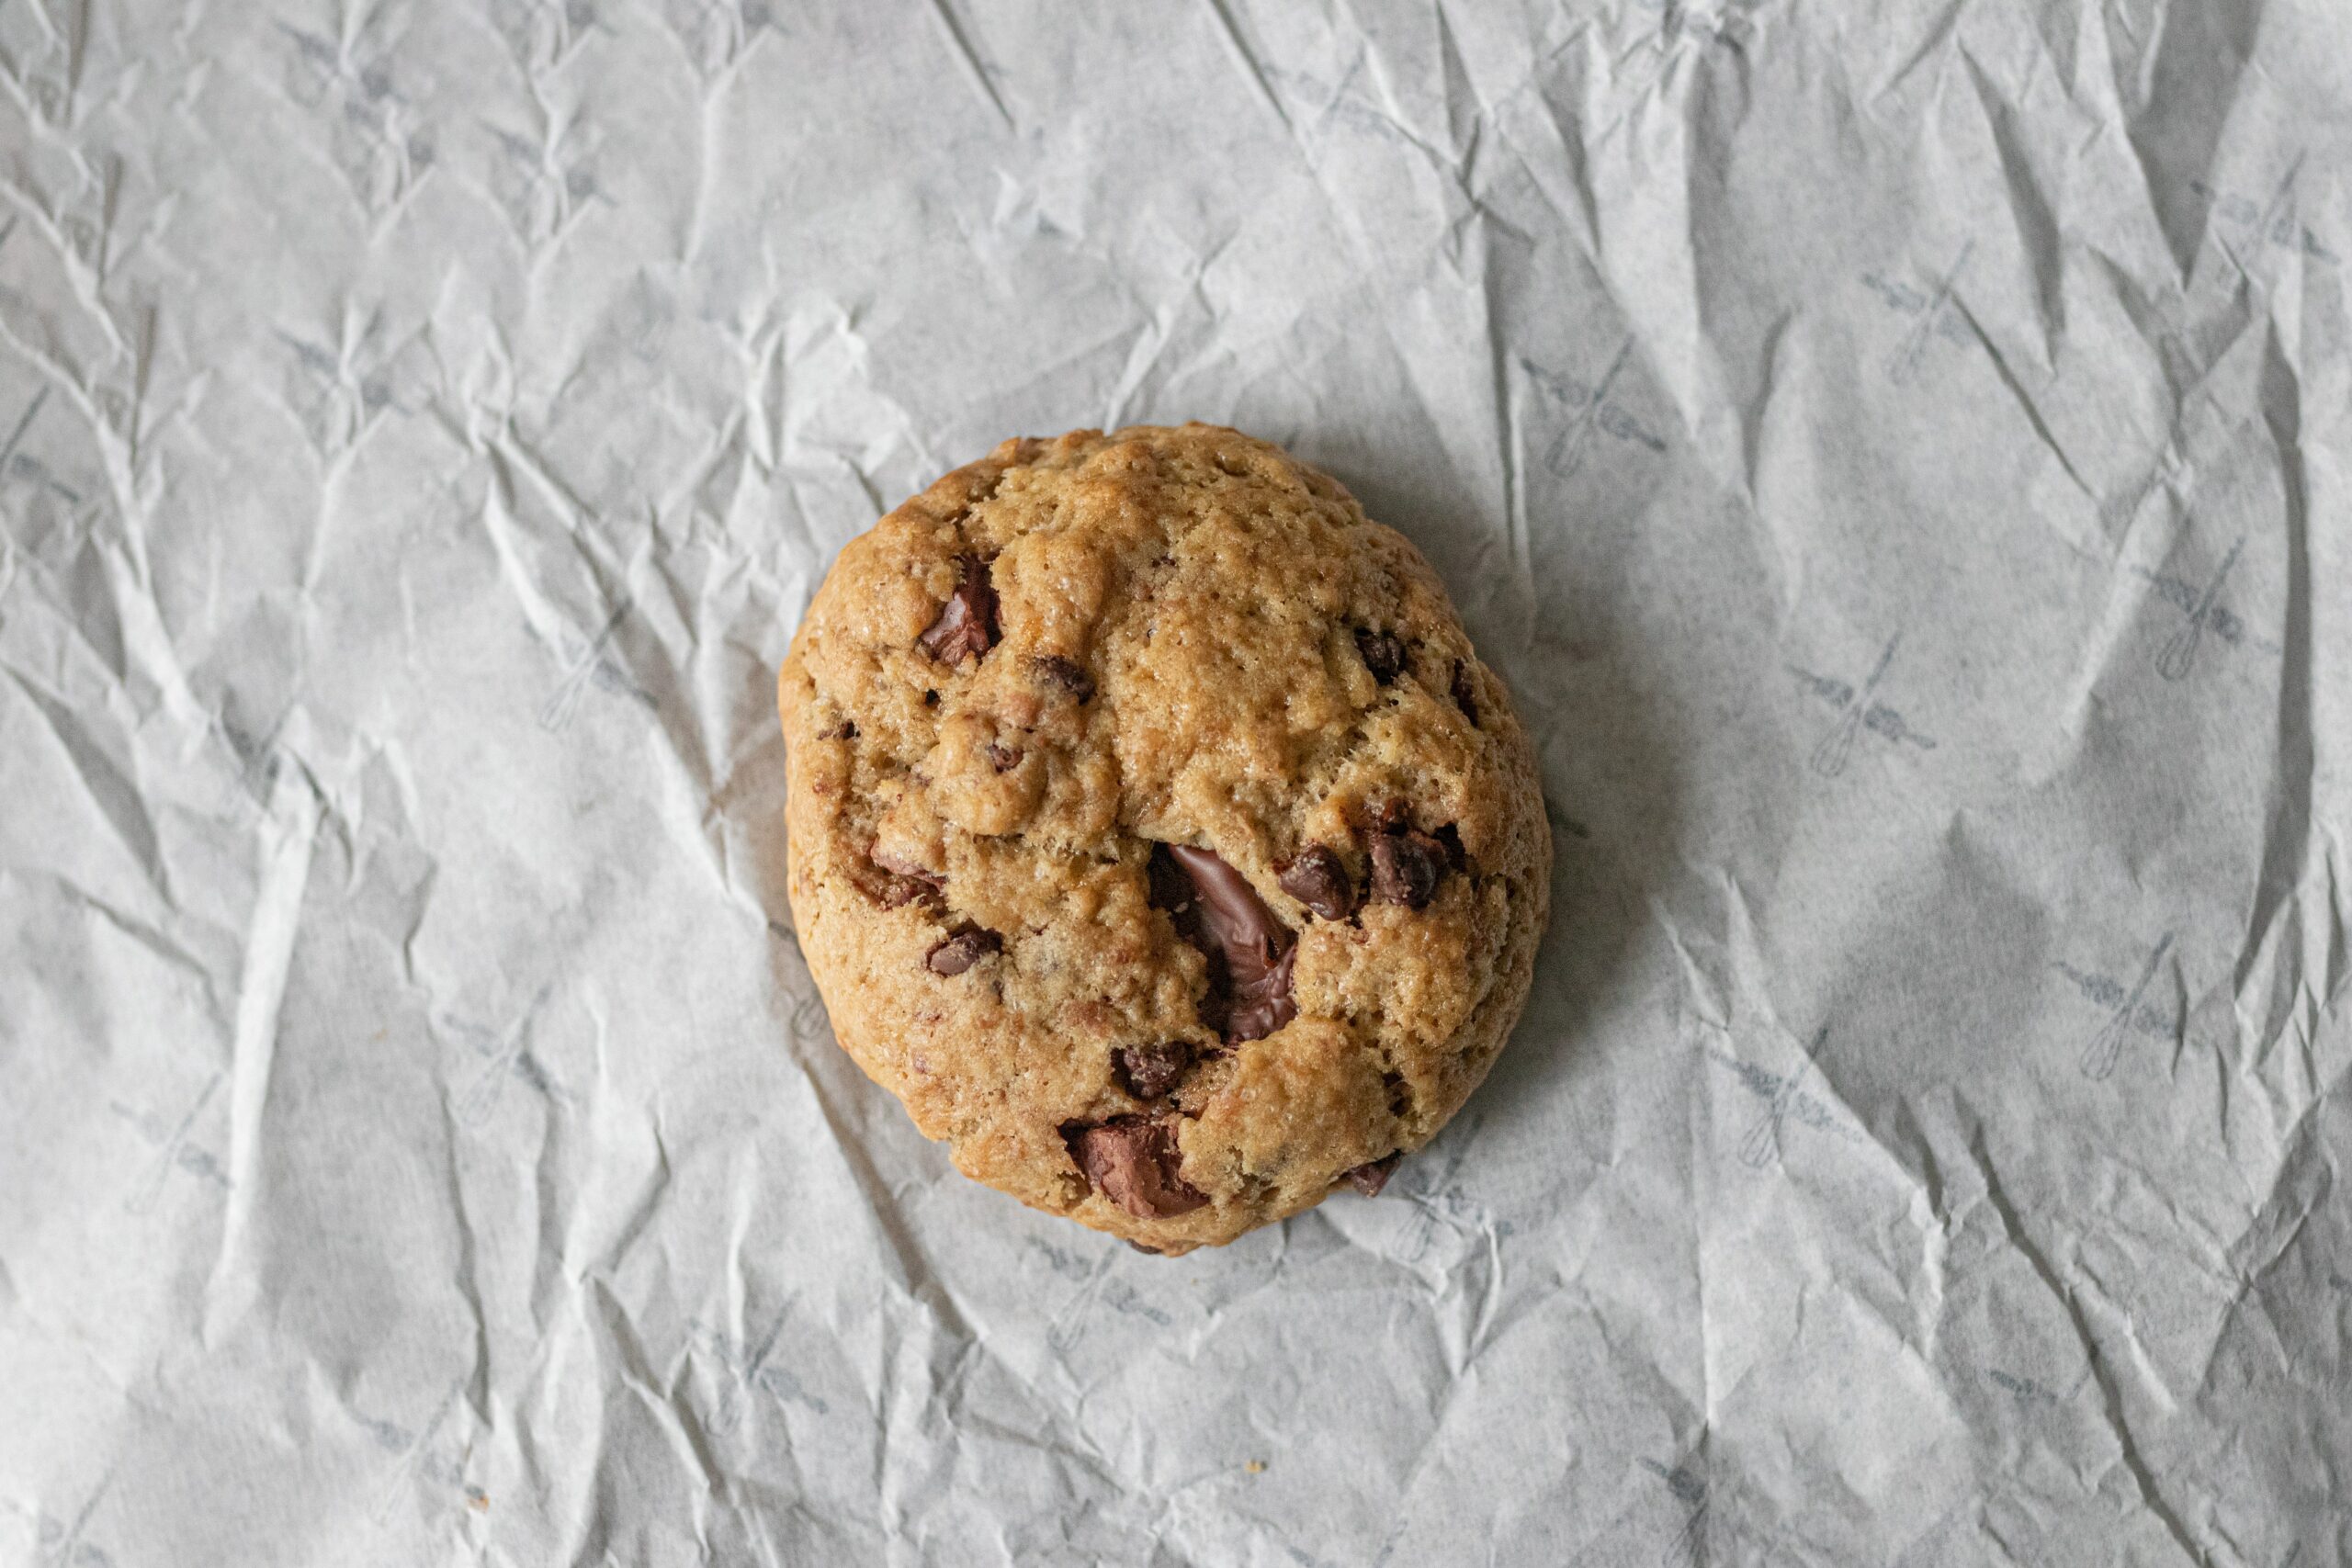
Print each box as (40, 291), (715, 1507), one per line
(779, 423), (1550, 1253)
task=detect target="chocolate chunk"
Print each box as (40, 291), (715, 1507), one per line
(1126, 1239), (1166, 1256)
(1029, 654), (1094, 703)
(1147, 844), (1195, 911)
(1356, 627), (1407, 683)
(1278, 845), (1354, 920)
(1152, 844), (1299, 1042)
(986, 741), (1022, 773)
(1342, 1152), (1403, 1196)
(1365, 797), (1411, 833)
(1451, 660), (1478, 725)
(867, 846), (944, 908)
(1368, 829), (1446, 909)
(1114, 1041), (1196, 1100)
(1065, 1116), (1207, 1219)
(872, 848), (944, 888)
(919, 556), (998, 664)
(925, 925), (1001, 975)
(1225, 945), (1298, 1043)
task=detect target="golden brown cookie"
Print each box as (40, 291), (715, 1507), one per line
(777, 424), (1550, 1254)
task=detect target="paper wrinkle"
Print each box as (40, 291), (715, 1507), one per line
(6, 2), (2351, 1563)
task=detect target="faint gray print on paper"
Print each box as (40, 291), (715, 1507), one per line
(276, 23), (430, 214)
(487, 0), (605, 71)
(1704, 1024), (1863, 1169)
(1521, 345), (1668, 482)
(365, 1383), (484, 1525)
(2136, 535), (2278, 680)
(111, 1072), (230, 1213)
(690, 1305), (830, 1435)
(2071, 931), (2175, 1082)
(1788, 633), (1937, 778)
(484, 118), (609, 256)
(439, 985), (573, 1126)
(1984, 1365), (2084, 1405)
(654, 0), (780, 76)
(538, 601), (653, 732)
(0, 383), (82, 511)
(1638, 1455), (1708, 1567)
(1395, 1113), (1509, 1264)
(1031, 1237), (1173, 1355)
(2189, 157), (2338, 266)
(1, 1485), (115, 1568)
(1867, 240), (1975, 385)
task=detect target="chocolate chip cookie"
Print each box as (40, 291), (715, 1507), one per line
(777, 424), (1550, 1254)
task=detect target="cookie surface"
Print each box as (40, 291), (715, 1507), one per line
(777, 424), (1551, 1253)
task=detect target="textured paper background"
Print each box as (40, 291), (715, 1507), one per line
(3, 2), (2347, 1564)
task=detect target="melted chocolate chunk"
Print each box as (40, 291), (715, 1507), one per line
(1151, 844), (1299, 1042)
(1029, 654), (1094, 703)
(1278, 845), (1355, 920)
(1356, 626), (1407, 683)
(1368, 829), (1446, 909)
(1064, 1116), (1207, 1219)
(986, 741), (1022, 773)
(1342, 1152), (1403, 1196)
(872, 848), (944, 887)
(919, 556), (998, 665)
(925, 925), (1001, 975)
(866, 846), (944, 908)
(1451, 660), (1478, 725)
(1114, 1041), (1196, 1100)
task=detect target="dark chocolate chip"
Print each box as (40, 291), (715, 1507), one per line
(1029, 654), (1094, 703)
(1451, 660), (1478, 725)
(867, 846), (944, 908)
(1342, 1152), (1403, 1196)
(1114, 1041), (1197, 1100)
(1152, 844), (1299, 1043)
(1277, 845), (1354, 920)
(1368, 829), (1446, 909)
(872, 848), (944, 888)
(1064, 1116), (1207, 1219)
(919, 556), (999, 665)
(1356, 627), (1407, 683)
(1365, 797), (1411, 833)
(1225, 945), (1298, 1043)
(986, 741), (1022, 773)
(925, 925), (1002, 976)
(1147, 844), (1195, 912)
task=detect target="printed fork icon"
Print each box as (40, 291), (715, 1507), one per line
(1810, 636), (1898, 779)
(2079, 932), (2173, 1080)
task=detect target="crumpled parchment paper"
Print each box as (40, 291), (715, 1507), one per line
(3, 2), (2346, 1563)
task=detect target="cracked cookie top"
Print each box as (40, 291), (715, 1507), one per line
(778, 423), (1550, 1253)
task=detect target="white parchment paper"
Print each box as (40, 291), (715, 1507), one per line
(4, 2), (2347, 1563)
